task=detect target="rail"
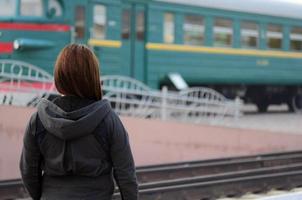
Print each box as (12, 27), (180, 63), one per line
(136, 150), (302, 183)
(2, 151), (302, 200)
(0, 179), (26, 199)
(131, 168), (302, 200)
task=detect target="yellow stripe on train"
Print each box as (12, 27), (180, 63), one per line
(88, 39), (122, 48)
(88, 39), (302, 58)
(146, 43), (302, 59)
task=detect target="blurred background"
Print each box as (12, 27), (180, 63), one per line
(0, 0), (302, 199)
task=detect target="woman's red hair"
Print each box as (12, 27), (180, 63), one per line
(54, 44), (102, 100)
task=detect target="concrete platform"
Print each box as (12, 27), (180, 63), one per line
(1, 105), (302, 180)
(125, 117), (302, 166)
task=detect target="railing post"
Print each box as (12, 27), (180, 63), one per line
(234, 96), (241, 120)
(161, 86), (168, 121)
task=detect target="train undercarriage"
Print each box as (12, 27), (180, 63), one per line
(207, 85), (302, 113)
(164, 77), (302, 113)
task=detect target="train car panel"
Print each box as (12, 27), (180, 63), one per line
(147, 51), (302, 84)
(87, 1), (125, 77)
(145, 0), (302, 110)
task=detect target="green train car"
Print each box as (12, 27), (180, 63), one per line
(0, 0), (302, 112)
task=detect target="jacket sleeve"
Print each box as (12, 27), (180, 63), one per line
(20, 113), (43, 200)
(109, 112), (138, 200)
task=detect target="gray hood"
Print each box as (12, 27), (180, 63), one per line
(37, 98), (111, 140)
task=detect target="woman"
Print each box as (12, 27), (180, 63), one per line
(20, 44), (138, 200)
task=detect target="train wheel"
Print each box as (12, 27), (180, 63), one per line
(256, 102), (269, 113)
(291, 94), (302, 113)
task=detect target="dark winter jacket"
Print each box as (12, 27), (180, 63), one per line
(20, 96), (138, 200)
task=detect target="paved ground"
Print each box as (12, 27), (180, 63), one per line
(123, 116), (302, 167)
(220, 104), (302, 135)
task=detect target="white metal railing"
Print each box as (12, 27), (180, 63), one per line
(102, 75), (152, 92)
(0, 60), (241, 124)
(179, 87), (241, 121)
(0, 60), (55, 106)
(102, 76), (241, 124)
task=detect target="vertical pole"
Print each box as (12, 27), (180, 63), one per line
(234, 97), (241, 121)
(161, 86), (168, 121)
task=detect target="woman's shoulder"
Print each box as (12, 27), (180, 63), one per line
(103, 102), (122, 120)
(29, 111), (38, 125)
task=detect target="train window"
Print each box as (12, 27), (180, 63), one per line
(136, 11), (145, 41)
(183, 15), (204, 46)
(48, 0), (63, 17)
(93, 5), (106, 39)
(214, 18), (233, 47)
(163, 13), (175, 43)
(290, 27), (302, 51)
(122, 10), (131, 40)
(20, 0), (43, 17)
(241, 21), (259, 48)
(75, 6), (85, 39)
(0, 0), (16, 17)
(267, 24), (283, 49)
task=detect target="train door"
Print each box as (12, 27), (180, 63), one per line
(121, 3), (146, 82)
(72, 1), (89, 44)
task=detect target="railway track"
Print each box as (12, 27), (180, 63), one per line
(2, 151), (302, 200)
(130, 164), (302, 200)
(0, 179), (26, 199)
(136, 150), (302, 183)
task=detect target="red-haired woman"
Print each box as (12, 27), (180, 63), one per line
(20, 44), (138, 200)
